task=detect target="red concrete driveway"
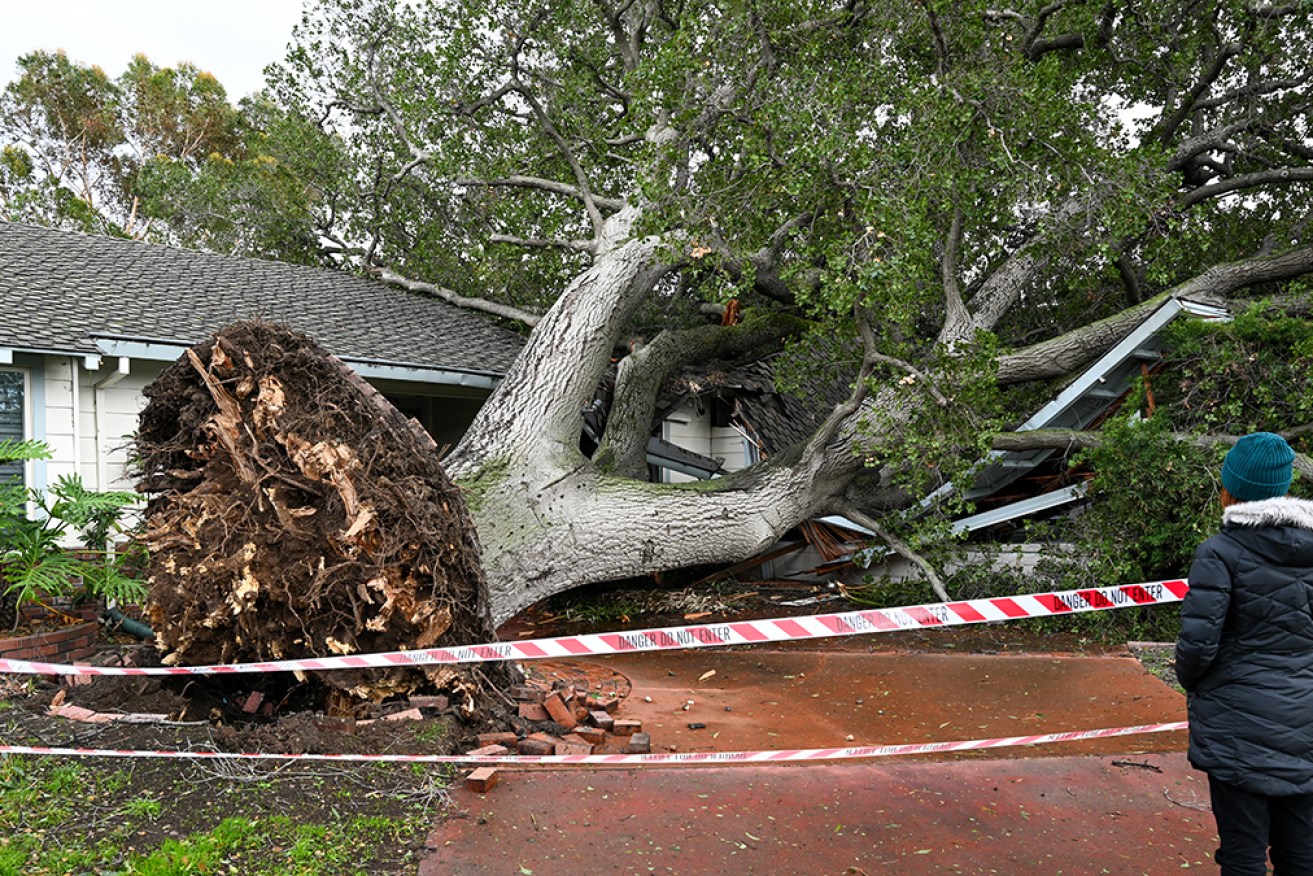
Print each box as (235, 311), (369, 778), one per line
(421, 648), (1214, 875)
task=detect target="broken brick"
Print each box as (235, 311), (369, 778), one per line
(518, 702), (551, 722)
(543, 692), (578, 728)
(312, 715), (358, 734)
(464, 767), (499, 793)
(48, 703), (112, 723)
(381, 707), (424, 721)
(625, 732), (652, 754)
(476, 732), (518, 748)
(573, 725), (606, 745)
(555, 738), (593, 756)
(594, 696), (621, 713)
(517, 733), (559, 756)
(589, 710), (615, 731)
(465, 744), (510, 757)
(409, 695), (450, 711)
(508, 685), (545, 704)
(612, 719), (642, 736)
(241, 691), (264, 714)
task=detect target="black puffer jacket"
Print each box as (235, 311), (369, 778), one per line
(1175, 496), (1313, 795)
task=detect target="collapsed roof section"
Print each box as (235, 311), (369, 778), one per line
(647, 296), (1228, 577)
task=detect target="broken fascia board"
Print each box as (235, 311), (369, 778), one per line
(644, 434), (725, 479)
(840, 482), (1090, 568)
(1010, 297), (1213, 433)
(918, 295), (1228, 509)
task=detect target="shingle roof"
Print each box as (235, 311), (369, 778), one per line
(0, 222), (524, 375)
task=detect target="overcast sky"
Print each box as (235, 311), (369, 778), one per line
(0, 1), (307, 100)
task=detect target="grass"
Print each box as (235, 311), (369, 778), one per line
(0, 752), (439, 876)
(121, 814), (408, 876)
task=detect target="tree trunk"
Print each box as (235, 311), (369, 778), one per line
(461, 449), (860, 626)
(444, 207), (1313, 625)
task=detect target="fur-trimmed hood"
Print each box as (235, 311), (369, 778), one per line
(1223, 495), (1313, 531)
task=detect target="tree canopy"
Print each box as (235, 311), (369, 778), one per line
(0, 51), (325, 262)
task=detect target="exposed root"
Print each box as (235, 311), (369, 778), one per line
(135, 320), (513, 708)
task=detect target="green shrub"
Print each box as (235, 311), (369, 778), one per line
(0, 439), (146, 627)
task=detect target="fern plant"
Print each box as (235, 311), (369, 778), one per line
(1, 439), (146, 631)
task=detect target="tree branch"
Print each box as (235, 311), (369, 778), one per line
(370, 266), (543, 327)
(454, 175), (625, 212)
(938, 203), (973, 346)
(997, 292), (1173, 384)
(999, 244), (1313, 384)
(991, 429), (1313, 484)
(984, 2), (1085, 61)
(488, 234), (597, 253)
(1194, 70), (1313, 112)
(1168, 119), (1258, 172)
(1157, 41), (1245, 145)
(508, 76), (607, 237)
(1179, 167), (1313, 209)
(838, 504), (951, 601)
(798, 306), (881, 472)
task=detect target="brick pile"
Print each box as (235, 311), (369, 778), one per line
(462, 677), (649, 793)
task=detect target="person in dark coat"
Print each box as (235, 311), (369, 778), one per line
(1176, 431), (1313, 876)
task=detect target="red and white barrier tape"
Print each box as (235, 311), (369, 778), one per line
(0, 579), (1187, 678)
(0, 721), (1188, 765)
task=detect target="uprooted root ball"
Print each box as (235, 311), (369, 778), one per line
(135, 320), (511, 710)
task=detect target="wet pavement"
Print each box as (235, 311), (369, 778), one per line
(421, 646), (1215, 875)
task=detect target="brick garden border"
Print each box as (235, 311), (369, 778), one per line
(0, 614), (100, 663)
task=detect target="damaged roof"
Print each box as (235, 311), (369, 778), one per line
(0, 221), (525, 381)
(660, 354), (856, 458)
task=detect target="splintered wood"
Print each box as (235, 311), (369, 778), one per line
(135, 321), (509, 708)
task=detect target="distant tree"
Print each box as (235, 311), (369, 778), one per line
(0, 50), (328, 262)
(264, 0), (1313, 622)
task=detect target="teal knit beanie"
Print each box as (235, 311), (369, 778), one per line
(1221, 432), (1295, 502)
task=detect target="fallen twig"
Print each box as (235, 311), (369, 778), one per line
(1111, 759), (1163, 772)
(1163, 788), (1211, 811)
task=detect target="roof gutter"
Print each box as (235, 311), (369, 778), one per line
(90, 335), (505, 390)
(0, 344), (103, 370)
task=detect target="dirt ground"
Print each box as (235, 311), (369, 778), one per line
(0, 590), (1185, 875)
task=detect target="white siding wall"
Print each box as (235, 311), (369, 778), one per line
(660, 402), (751, 483)
(40, 356), (77, 485)
(711, 424), (750, 471)
(38, 357), (166, 493)
(90, 363), (164, 491)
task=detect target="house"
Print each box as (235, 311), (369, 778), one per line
(0, 221), (525, 496)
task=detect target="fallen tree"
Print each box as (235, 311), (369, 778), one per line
(135, 321), (510, 709)
(255, 1), (1313, 625)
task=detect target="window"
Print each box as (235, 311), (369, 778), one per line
(0, 369), (26, 486)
